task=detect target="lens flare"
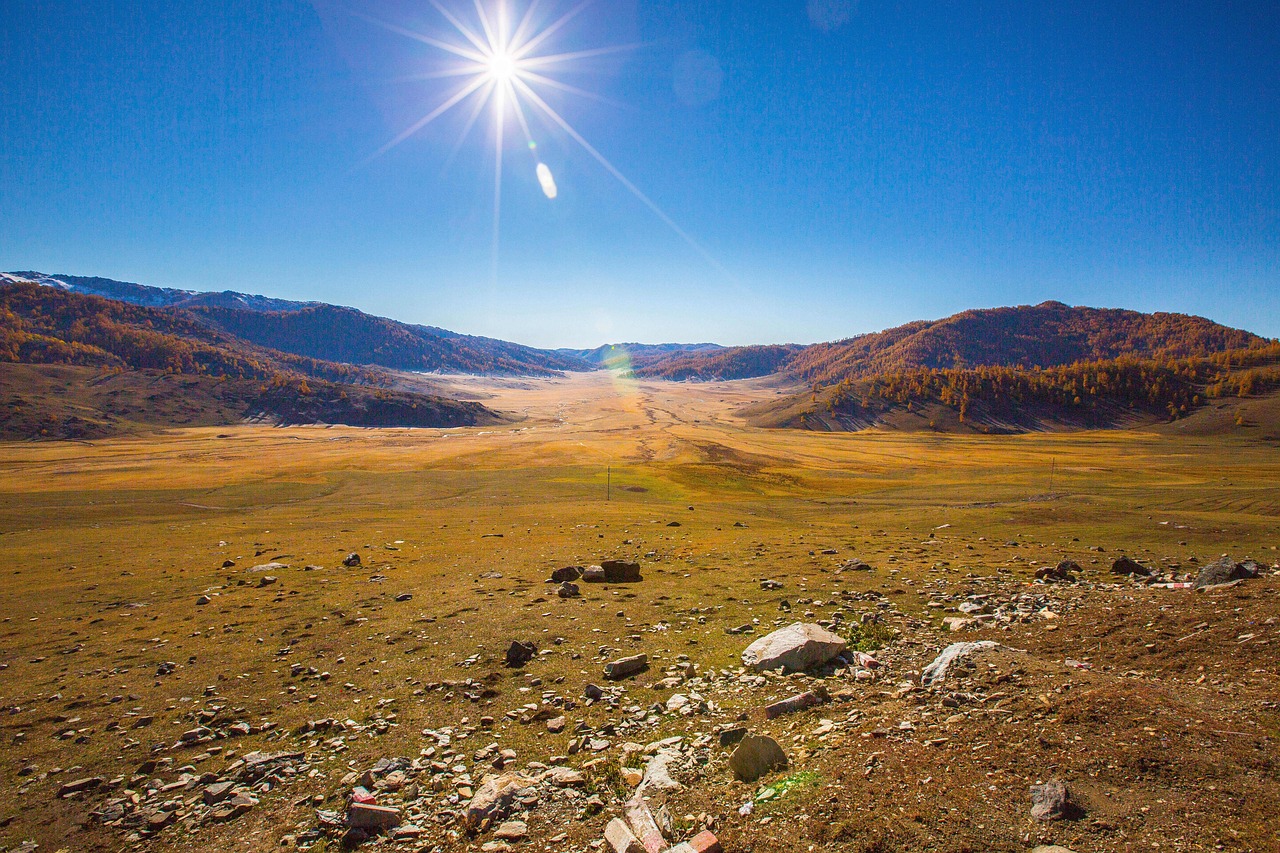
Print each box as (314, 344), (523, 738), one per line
(536, 162), (558, 199)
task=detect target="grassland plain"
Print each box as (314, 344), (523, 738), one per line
(0, 372), (1276, 852)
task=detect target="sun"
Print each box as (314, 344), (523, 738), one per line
(486, 50), (519, 83)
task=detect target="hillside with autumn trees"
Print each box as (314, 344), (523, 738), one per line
(634, 302), (1267, 382)
(0, 282), (500, 438)
(744, 345), (1280, 433)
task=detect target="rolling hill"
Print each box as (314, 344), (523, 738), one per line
(634, 302), (1269, 383)
(0, 282), (501, 438)
(3, 272), (592, 376)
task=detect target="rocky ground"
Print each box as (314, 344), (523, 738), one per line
(8, 555), (1277, 853)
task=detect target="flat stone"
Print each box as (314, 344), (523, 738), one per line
(465, 773), (532, 831)
(494, 820), (528, 840)
(58, 776), (105, 797)
(1195, 556), (1259, 588)
(348, 802), (401, 831)
(741, 622), (847, 673)
(1030, 778), (1080, 821)
(763, 686), (829, 719)
(604, 654), (648, 680)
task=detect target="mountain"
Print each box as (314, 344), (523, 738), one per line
(634, 302), (1269, 382)
(191, 304), (591, 375)
(0, 281), (500, 438)
(3, 272), (593, 376)
(558, 342), (726, 369)
(2, 271), (320, 312)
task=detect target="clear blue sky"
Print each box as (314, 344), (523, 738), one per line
(3, 1), (1277, 347)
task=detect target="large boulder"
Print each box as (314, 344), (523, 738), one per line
(1195, 556), (1260, 588)
(550, 566), (583, 583)
(741, 622), (847, 673)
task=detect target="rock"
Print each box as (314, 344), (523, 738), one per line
(343, 552), (362, 567)
(605, 817), (646, 853)
(1036, 560), (1079, 582)
(760, 579), (783, 590)
(395, 593), (413, 602)
(494, 820), (528, 840)
(942, 616), (976, 632)
(1030, 777), (1080, 821)
(547, 716), (566, 734)
(202, 780), (236, 805)
(687, 831), (723, 853)
(1111, 556), (1150, 577)
(545, 766), (585, 787)
(57, 776), (105, 797)
(557, 581), (580, 599)
(551, 566), (583, 583)
(602, 560), (642, 583)
(728, 735), (787, 782)
(582, 565), (606, 582)
(465, 773), (532, 832)
(623, 797), (667, 853)
(195, 595), (211, 606)
(921, 641), (1001, 687)
(505, 641), (537, 668)
(348, 802), (401, 831)
(584, 683), (604, 701)
(1195, 556), (1259, 588)
(763, 685), (829, 719)
(1031, 847), (1078, 853)
(639, 749), (683, 792)
(718, 726), (747, 747)
(248, 562), (287, 573)
(741, 622), (847, 673)
(258, 576), (277, 587)
(604, 654), (648, 680)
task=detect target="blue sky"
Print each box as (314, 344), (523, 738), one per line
(2, 0), (1277, 347)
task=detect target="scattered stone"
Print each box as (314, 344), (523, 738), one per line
(494, 820), (528, 840)
(1030, 777), (1081, 821)
(505, 641), (537, 668)
(195, 595), (211, 606)
(557, 581), (580, 599)
(395, 593), (413, 602)
(1031, 847), (1077, 853)
(741, 622), (847, 673)
(921, 641), (1001, 687)
(57, 776), (104, 798)
(584, 683), (605, 701)
(1036, 560), (1079, 582)
(343, 553), (362, 567)
(718, 726), (747, 747)
(348, 802), (401, 831)
(465, 773), (532, 832)
(763, 685), (829, 719)
(759, 579), (783, 590)
(623, 797), (667, 853)
(605, 817), (645, 853)
(202, 780), (236, 805)
(604, 654), (648, 680)
(551, 566), (583, 583)
(583, 566), (606, 583)
(602, 560), (643, 583)
(547, 716), (566, 734)
(728, 735), (787, 783)
(639, 749), (683, 792)
(1110, 556), (1150, 577)
(1195, 556), (1259, 588)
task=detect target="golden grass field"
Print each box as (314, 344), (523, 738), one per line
(1, 371), (1277, 852)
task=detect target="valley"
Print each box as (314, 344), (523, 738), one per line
(0, 373), (1276, 852)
